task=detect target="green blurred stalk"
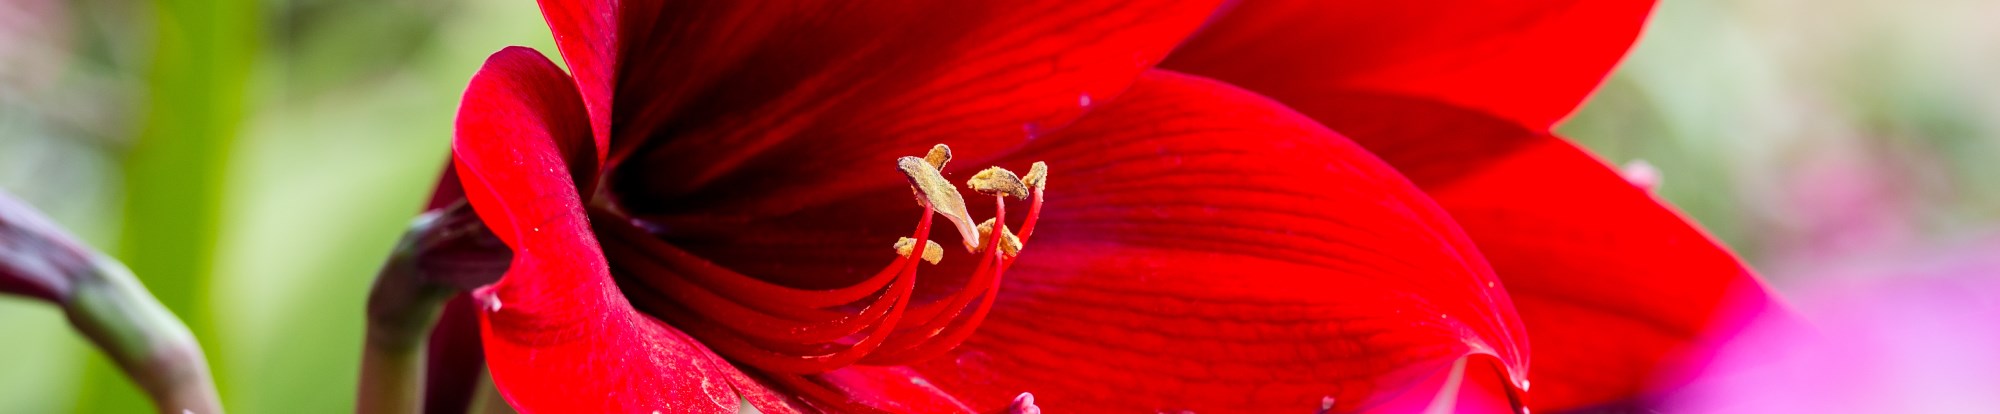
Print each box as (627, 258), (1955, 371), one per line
(357, 215), (453, 414)
(92, 0), (259, 411)
(66, 254), (223, 413)
(358, 202), (510, 413)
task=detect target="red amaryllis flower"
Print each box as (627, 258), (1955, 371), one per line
(421, 1), (1778, 413)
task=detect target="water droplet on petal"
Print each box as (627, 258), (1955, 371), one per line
(1007, 393), (1042, 414)
(1622, 159), (1662, 190)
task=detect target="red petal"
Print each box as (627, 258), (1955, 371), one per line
(896, 71), (1529, 412)
(451, 47), (800, 413)
(608, 70), (1528, 411)
(1360, 356), (1517, 414)
(534, 0), (618, 157)
(422, 158), (466, 211)
(1296, 94), (1780, 411)
(598, 0), (1221, 219)
(449, 46), (598, 217)
(1164, 0), (1654, 131)
(1426, 135), (1777, 411)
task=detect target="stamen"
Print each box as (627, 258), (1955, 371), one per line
(998, 229), (1023, 257)
(1023, 161), (1047, 190)
(897, 156), (981, 251)
(967, 167), (1029, 200)
(600, 143), (1050, 400)
(976, 218), (1023, 257)
(923, 143), (951, 170)
(893, 237), (944, 265)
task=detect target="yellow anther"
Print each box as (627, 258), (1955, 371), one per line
(976, 218), (1024, 257)
(967, 167), (1029, 200)
(924, 144), (952, 170)
(1023, 161), (1048, 191)
(897, 148), (981, 252)
(977, 218), (994, 242)
(893, 237), (944, 264)
(998, 231), (1022, 257)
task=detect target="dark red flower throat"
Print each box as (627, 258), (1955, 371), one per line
(590, 144), (1047, 375)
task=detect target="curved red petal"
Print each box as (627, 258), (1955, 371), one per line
(450, 46), (597, 228)
(1359, 356), (1517, 414)
(451, 47), (801, 413)
(534, 0), (619, 158)
(1297, 93), (1780, 411)
(894, 71), (1529, 412)
(1426, 136), (1777, 411)
(1164, 0), (1654, 131)
(601, 0), (1221, 219)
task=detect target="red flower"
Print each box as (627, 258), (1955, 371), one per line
(426, 1), (1778, 412)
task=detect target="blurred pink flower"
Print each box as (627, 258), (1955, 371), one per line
(1668, 235), (2000, 414)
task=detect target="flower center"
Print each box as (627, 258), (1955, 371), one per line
(593, 144), (1046, 377)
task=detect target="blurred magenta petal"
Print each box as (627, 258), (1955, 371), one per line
(1668, 236), (2000, 414)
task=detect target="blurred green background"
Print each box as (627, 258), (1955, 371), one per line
(0, 0), (1995, 412)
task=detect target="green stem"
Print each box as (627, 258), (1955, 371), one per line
(356, 203), (507, 413)
(64, 255), (223, 413)
(465, 368), (518, 414)
(3, 190), (222, 413)
(357, 299), (445, 414)
(357, 212), (452, 414)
